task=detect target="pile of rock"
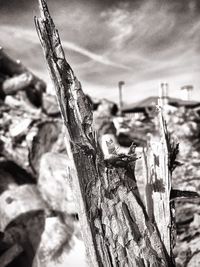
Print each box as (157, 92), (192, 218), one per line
(0, 49), (86, 267)
(166, 108), (200, 266)
(114, 107), (200, 266)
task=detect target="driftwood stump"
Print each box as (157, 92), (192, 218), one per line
(35, 0), (175, 266)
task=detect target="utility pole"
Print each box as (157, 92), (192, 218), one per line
(118, 81), (125, 116)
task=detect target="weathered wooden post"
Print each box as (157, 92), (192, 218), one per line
(35, 0), (175, 266)
(143, 107), (177, 266)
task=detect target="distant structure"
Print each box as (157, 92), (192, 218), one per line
(158, 82), (169, 106)
(181, 85), (193, 101)
(118, 81), (125, 115)
(122, 96), (200, 118)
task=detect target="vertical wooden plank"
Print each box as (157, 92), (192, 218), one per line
(144, 107), (172, 257)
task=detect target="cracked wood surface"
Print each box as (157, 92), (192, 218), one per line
(143, 109), (174, 261)
(35, 1), (174, 266)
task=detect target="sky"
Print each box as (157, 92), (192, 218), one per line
(0, 0), (200, 104)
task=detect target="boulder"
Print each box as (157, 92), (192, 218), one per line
(29, 121), (62, 175)
(38, 152), (76, 215)
(0, 184), (47, 232)
(42, 94), (60, 117)
(33, 216), (86, 267)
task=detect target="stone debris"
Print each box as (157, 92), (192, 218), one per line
(0, 49), (87, 267)
(0, 48), (199, 266)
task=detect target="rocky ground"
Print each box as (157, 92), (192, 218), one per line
(0, 86), (200, 266)
(162, 107), (200, 266)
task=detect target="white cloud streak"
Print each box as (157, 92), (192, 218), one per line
(1, 0), (200, 103)
(0, 25), (132, 71)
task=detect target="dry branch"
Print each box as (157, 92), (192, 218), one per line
(35, 1), (175, 266)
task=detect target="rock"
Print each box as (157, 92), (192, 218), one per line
(42, 93), (60, 117)
(9, 118), (32, 139)
(94, 98), (118, 117)
(0, 243), (23, 267)
(38, 152), (76, 215)
(0, 185), (47, 232)
(51, 125), (66, 154)
(0, 48), (46, 108)
(187, 252), (200, 267)
(29, 121), (62, 175)
(33, 216), (86, 267)
(2, 210), (46, 267)
(25, 86), (43, 108)
(114, 116), (156, 147)
(2, 72), (34, 94)
(190, 213), (200, 229)
(0, 160), (35, 195)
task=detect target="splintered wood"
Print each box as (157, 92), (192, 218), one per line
(35, 0), (175, 266)
(143, 109), (173, 257)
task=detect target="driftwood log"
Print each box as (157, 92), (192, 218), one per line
(35, 0), (176, 266)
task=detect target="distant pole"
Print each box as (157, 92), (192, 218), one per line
(118, 81), (125, 115)
(159, 82), (169, 107)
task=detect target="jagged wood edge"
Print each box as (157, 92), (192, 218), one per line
(35, 1), (173, 266)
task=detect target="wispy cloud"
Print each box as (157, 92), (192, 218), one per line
(0, 25), (131, 71)
(100, 0), (200, 95)
(1, 0), (200, 103)
(61, 40), (132, 70)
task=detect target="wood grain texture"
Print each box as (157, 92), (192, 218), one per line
(35, 1), (174, 266)
(143, 108), (174, 260)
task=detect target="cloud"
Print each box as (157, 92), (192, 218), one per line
(99, 0), (200, 93)
(61, 41), (132, 70)
(0, 0), (200, 103)
(0, 25), (132, 71)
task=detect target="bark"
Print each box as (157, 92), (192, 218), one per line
(35, 1), (175, 266)
(143, 109), (175, 263)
